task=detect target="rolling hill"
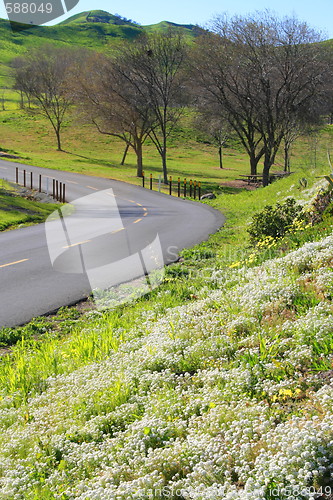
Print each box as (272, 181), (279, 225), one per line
(0, 10), (201, 88)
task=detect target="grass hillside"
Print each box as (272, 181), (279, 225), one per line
(58, 10), (137, 26)
(0, 161), (332, 498)
(0, 10), (199, 87)
(0, 180), (58, 230)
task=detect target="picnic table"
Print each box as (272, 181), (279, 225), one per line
(237, 172), (292, 185)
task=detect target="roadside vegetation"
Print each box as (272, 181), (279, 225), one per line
(0, 157), (332, 498)
(0, 180), (57, 231)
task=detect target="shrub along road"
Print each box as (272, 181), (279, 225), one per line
(0, 160), (224, 327)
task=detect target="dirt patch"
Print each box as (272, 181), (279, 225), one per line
(0, 152), (20, 159)
(212, 167), (237, 171)
(220, 179), (259, 191)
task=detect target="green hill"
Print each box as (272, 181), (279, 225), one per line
(0, 10), (200, 88)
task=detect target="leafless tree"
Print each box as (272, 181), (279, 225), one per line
(12, 45), (78, 151)
(74, 52), (156, 177)
(194, 110), (231, 169)
(194, 11), (327, 185)
(114, 30), (188, 183)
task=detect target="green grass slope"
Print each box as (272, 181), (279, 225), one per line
(0, 165), (332, 498)
(0, 10), (199, 87)
(0, 180), (58, 230)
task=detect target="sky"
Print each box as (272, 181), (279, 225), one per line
(0, 0), (333, 39)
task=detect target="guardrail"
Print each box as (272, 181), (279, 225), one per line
(15, 167), (66, 203)
(142, 172), (201, 200)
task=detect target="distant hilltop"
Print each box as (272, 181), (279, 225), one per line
(58, 9), (202, 34)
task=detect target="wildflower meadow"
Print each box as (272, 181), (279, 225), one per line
(0, 173), (332, 500)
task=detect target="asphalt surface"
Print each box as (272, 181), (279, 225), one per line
(0, 160), (224, 327)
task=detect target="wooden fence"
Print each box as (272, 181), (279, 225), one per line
(142, 172), (201, 199)
(15, 167), (66, 203)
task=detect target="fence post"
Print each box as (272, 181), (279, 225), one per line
(30, 172), (33, 189)
(23, 170), (26, 187)
(59, 182), (63, 202)
(189, 179), (192, 198)
(150, 174), (153, 190)
(62, 183), (65, 203)
(142, 171), (145, 188)
(56, 180), (59, 201)
(194, 180), (197, 200)
(178, 177), (180, 197)
(184, 178), (187, 197)
(52, 179), (55, 199)
(15, 167), (18, 184)
(198, 182), (201, 200)
(169, 176), (172, 196)
(39, 174), (42, 193)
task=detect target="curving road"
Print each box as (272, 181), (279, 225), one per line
(0, 160), (224, 327)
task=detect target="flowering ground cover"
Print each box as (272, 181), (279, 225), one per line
(0, 168), (332, 499)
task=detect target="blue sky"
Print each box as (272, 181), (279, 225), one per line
(1, 0), (333, 38)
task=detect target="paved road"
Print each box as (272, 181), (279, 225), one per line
(0, 160), (224, 327)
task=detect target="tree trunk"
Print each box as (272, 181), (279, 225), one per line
(162, 149), (168, 184)
(121, 144), (129, 166)
(249, 154), (258, 176)
(161, 132), (168, 184)
(136, 142), (143, 178)
(219, 145), (223, 169)
(56, 128), (62, 151)
(262, 156), (271, 187)
(284, 142), (290, 173)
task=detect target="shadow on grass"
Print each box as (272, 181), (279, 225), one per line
(63, 150), (121, 169)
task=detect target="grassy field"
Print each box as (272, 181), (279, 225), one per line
(0, 179), (58, 230)
(0, 107), (331, 196)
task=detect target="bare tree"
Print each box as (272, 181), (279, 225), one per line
(194, 12), (327, 185)
(13, 45), (77, 151)
(192, 28), (265, 176)
(114, 30), (188, 183)
(74, 52), (156, 177)
(194, 110), (231, 169)
(283, 122), (301, 173)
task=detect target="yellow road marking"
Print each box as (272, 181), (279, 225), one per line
(111, 228), (125, 234)
(0, 166), (8, 169)
(136, 202), (142, 207)
(133, 218), (142, 224)
(86, 185), (98, 191)
(143, 212), (148, 216)
(66, 180), (78, 184)
(0, 258), (29, 269)
(63, 240), (91, 249)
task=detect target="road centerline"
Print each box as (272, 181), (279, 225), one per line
(63, 240), (91, 249)
(0, 258), (29, 269)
